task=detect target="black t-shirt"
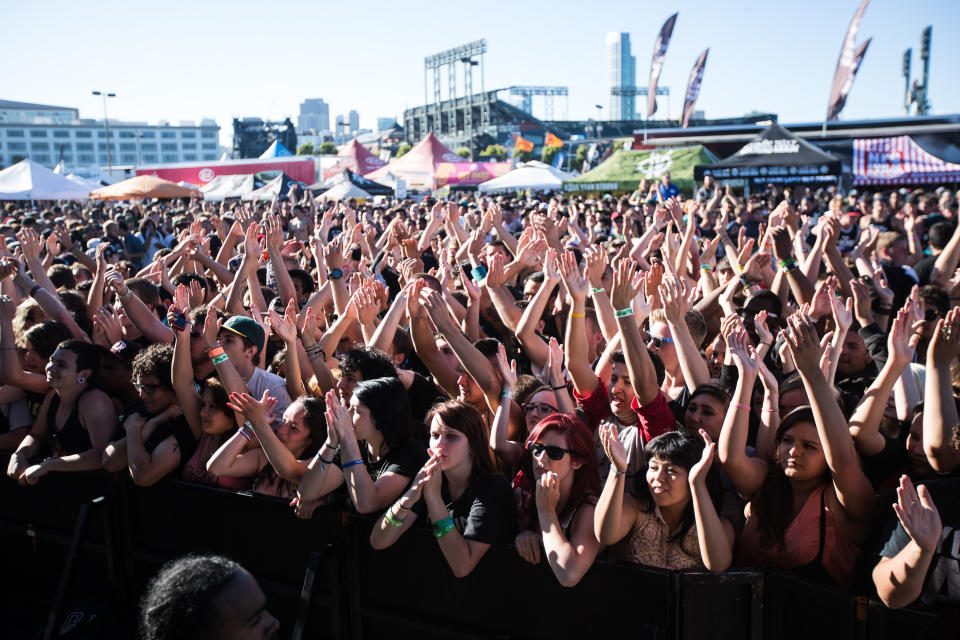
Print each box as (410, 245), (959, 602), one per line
(913, 254), (937, 286)
(879, 475), (960, 608)
(413, 472), (517, 544)
(407, 372), (447, 425)
(362, 437), (428, 483)
(142, 413), (198, 476)
(861, 431), (909, 489)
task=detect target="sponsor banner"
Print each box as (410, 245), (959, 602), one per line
(136, 157), (315, 186)
(435, 162), (511, 187)
(827, 0), (871, 121)
(647, 12), (678, 118)
(681, 49), (709, 128)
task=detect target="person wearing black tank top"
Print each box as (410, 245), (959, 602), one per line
(7, 339), (117, 485)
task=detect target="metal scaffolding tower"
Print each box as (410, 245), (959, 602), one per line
(424, 40), (487, 137)
(611, 86), (670, 119)
(508, 86), (568, 120)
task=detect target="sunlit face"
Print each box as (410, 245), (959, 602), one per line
(837, 332), (872, 377)
(220, 332), (256, 366)
(522, 278), (541, 301)
(277, 403), (312, 457)
(530, 429), (581, 481)
(648, 321), (677, 368)
(523, 390), (558, 433)
(135, 374), (176, 415)
(46, 348), (80, 389)
(778, 423), (826, 481)
(646, 456), (690, 508)
(429, 415), (470, 472)
(456, 365), (484, 406)
(705, 336), (725, 379)
(609, 362), (636, 418)
(685, 393), (725, 440)
(348, 395), (376, 442)
(200, 388), (234, 435)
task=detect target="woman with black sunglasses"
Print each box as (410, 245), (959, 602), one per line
(513, 413), (602, 587)
(370, 401), (516, 578)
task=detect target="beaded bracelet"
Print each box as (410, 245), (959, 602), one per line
(238, 422), (255, 441)
(432, 516), (456, 539)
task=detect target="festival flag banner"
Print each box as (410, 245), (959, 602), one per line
(681, 49), (709, 129)
(515, 136), (535, 153)
(552, 151), (567, 170)
(827, 0), (871, 121)
(545, 132), (564, 148)
(647, 12), (678, 118)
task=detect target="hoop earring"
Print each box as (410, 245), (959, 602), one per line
(77, 376), (86, 384)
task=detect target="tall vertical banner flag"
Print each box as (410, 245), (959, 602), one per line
(647, 12), (678, 118)
(681, 49), (709, 128)
(827, 0), (871, 121)
(552, 151), (566, 170)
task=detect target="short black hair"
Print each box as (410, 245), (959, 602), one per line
(339, 347), (397, 381)
(132, 343), (175, 391)
(139, 554), (243, 640)
(929, 222), (955, 251)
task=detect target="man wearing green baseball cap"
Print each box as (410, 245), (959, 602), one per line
(211, 314), (291, 429)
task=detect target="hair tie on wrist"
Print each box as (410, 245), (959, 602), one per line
(734, 401), (751, 411)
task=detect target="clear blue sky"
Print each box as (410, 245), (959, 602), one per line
(3, 0), (957, 147)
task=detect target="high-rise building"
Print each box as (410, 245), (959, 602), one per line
(348, 110), (359, 133)
(298, 98), (329, 133)
(606, 32), (636, 120)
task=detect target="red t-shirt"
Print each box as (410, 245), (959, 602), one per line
(574, 375), (677, 442)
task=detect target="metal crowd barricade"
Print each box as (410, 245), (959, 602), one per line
(0, 463), (944, 639)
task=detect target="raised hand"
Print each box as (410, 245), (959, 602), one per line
(754, 309), (774, 346)
(770, 226), (794, 264)
(888, 306), (923, 365)
(188, 279), (205, 309)
(264, 214), (283, 253)
(419, 287), (456, 334)
(354, 287), (380, 326)
(872, 268), (894, 307)
(543, 247), (561, 283)
(828, 289), (854, 335)
(557, 250), (590, 302)
(609, 258), (639, 311)
(784, 310), (823, 376)
(659, 274), (692, 325)
(688, 429), (716, 488)
(202, 305), (222, 349)
(892, 475), (942, 553)
(584, 246), (608, 288)
(484, 252), (508, 289)
(927, 306), (960, 368)
(94, 305), (124, 345)
(226, 389), (277, 429)
(323, 389), (351, 445)
(495, 342), (518, 392)
(599, 424), (628, 472)
(724, 316), (759, 375)
(269, 304), (297, 343)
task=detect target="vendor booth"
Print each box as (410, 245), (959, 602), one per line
(853, 136), (960, 186)
(564, 146), (714, 194)
(0, 159), (91, 200)
(478, 160), (575, 194)
(90, 175), (202, 200)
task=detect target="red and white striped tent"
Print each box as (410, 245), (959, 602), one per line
(853, 136), (960, 186)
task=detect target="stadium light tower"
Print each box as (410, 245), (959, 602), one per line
(92, 90), (116, 172)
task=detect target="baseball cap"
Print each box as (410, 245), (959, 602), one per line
(220, 315), (265, 353)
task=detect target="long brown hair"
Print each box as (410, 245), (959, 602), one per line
(751, 407), (830, 548)
(426, 401), (498, 479)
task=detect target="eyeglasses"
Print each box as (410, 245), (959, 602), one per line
(925, 309), (942, 322)
(523, 402), (557, 416)
(648, 336), (674, 349)
(526, 441), (578, 461)
(133, 382), (160, 394)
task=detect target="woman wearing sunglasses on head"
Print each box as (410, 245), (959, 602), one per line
(513, 414), (602, 587)
(595, 426), (734, 571)
(370, 401), (516, 578)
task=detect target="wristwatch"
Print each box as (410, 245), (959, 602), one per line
(329, 268), (343, 280)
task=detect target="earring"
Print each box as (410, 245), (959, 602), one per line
(77, 376), (86, 384)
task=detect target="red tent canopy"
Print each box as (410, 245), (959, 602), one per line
(367, 133), (463, 191)
(331, 139), (387, 177)
(853, 136), (960, 186)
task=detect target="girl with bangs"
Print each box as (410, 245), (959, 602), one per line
(370, 401), (516, 578)
(513, 413), (603, 587)
(595, 427), (734, 572)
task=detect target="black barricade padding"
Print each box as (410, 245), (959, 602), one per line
(344, 514), (672, 640)
(677, 571), (764, 640)
(0, 467), (950, 640)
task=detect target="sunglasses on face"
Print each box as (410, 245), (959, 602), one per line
(523, 402), (557, 416)
(526, 441), (578, 461)
(648, 336), (674, 349)
(133, 382), (160, 394)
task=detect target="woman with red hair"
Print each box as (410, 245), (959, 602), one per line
(513, 413), (602, 587)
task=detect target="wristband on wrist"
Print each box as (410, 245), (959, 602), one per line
(238, 422), (255, 441)
(342, 459), (364, 470)
(207, 345), (226, 359)
(501, 389), (513, 399)
(569, 312), (585, 318)
(614, 307), (634, 318)
(316, 450), (335, 465)
(699, 265), (713, 272)
(590, 287), (605, 294)
(614, 468), (627, 476)
(212, 353), (229, 365)
(734, 401), (751, 411)
(384, 510), (405, 527)
(29, 284), (41, 298)
(432, 515), (456, 538)
(118, 289), (133, 301)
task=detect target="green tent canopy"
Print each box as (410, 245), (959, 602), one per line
(563, 145), (716, 194)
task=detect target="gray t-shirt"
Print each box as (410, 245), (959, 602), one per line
(247, 367), (292, 429)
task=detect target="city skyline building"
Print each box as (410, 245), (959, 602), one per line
(606, 32), (636, 120)
(298, 98), (330, 133)
(0, 99), (218, 169)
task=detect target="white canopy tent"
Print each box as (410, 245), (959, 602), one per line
(201, 174), (256, 201)
(0, 159), (91, 200)
(320, 182), (371, 201)
(477, 161), (575, 194)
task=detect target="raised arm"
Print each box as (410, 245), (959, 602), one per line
(785, 311), (874, 526)
(609, 258), (659, 406)
(688, 430), (735, 571)
(922, 307), (960, 473)
(228, 390), (307, 483)
(169, 286), (204, 440)
(106, 272), (174, 344)
(593, 424), (639, 545)
(558, 250), (598, 395)
(515, 249), (559, 370)
(849, 308), (920, 457)
(660, 273), (710, 393)
(407, 280), (460, 399)
(535, 470), (601, 586)
(489, 344), (524, 465)
(717, 320), (768, 498)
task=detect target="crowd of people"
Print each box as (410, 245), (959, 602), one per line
(1, 176), (959, 630)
